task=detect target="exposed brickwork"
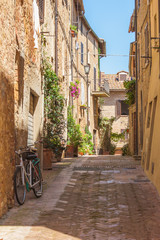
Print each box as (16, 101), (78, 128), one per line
(0, 0), (43, 217)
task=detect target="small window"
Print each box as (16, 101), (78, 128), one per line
(81, 21), (83, 34)
(38, 0), (44, 24)
(147, 101), (152, 128)
(145, 23), (149, 63)
(81, 42), (84, 64)
(116, 100), (129, 116)
(138, 0), (140, 9)
(119, 73), (127, 81)
(93, 39), (96, 56)
(94, 67), (96, 91)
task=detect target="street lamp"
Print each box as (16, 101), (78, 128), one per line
(84, 64), (90, 75)
(84, 64), (90, 128)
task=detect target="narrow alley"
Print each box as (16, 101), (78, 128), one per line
(1, 156), (160, 240)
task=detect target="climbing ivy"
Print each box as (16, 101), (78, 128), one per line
(43, 58), (65, 155)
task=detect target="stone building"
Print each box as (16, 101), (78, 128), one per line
(101, 71), (130, 152)
(39, 0), (107, 153)
(129, 0), (160, 193)
(0, 0), (43, 217)
(0, 0), (107, 217)
(71, 13), (107, 153)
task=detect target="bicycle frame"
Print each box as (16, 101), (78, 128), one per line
(16, 152), (41, 190)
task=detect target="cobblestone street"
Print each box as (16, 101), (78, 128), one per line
(1, 156), (160, 240)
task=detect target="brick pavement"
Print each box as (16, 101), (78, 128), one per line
(1, 156), (160, 240)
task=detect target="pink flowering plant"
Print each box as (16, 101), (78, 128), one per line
(70, 80), (80, 99)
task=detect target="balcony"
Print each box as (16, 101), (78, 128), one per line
(92, 81), (110, 97)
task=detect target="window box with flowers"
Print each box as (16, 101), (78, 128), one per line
(70, 80), (80, 99)
(80, 104), (87, 109)
(70, 25), (78, 37)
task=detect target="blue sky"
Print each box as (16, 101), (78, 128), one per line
(83, 0), (135, 74)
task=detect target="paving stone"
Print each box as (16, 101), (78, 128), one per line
(0, 156), (160, 239)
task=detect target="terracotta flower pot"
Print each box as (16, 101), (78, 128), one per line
(43, 148), (54, 170)
(65, 145), (78, 158)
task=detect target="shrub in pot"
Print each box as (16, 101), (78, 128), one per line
(66, 107), (82, 157)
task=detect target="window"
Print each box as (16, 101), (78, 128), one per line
(81, 42), (83, 64)
(38, 0), (44, 24)
(93, 39), (96, 56)
(116, 100), (129, 116)
(27, 93), (35, 145)
(94, 67), (96, 91)
(147, 101), (152, 128)
(145, 24), (149, 62)
(81, 21), (83, 34)
(119, 73), (127, 81)
(138, 0), (140, 9)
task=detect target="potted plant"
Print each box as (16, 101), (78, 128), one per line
(78, 126), (94, 156)
(70, 25), (78, 37)
(66, 107), (82, 157)
(43, 58), (66, 167)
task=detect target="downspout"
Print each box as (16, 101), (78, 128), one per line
(135, 0), (139, 156)
(86, 29), (91, 128)
(55, 0), (58, 75)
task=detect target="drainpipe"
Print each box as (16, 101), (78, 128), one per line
(86, 29), (91, 128)
(55, 0), (58, 75)
(135, 0), (139, 156)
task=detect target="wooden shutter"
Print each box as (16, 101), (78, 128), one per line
(39, 0), (44, 24)
(27, 93), (34, 145)
(81, 43), (83, 64)
(94, 67), (96, 91)
(116, 100), (121, 116)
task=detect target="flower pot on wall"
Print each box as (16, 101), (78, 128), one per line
(43, 148), (53, 170)
(70, 30), (75, 37)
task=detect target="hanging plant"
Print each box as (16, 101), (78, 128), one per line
(69, 80), (80, 99)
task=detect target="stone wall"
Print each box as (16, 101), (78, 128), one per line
(0, 0), (16, 218)
(0, 0), (43, 217)
(101, 90), (129, 149)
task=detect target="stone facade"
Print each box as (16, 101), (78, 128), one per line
(101, 72), (129, 150)
(0, 0), (43, 217)
(0, 0), (106, 217)
(71, 12), (107, 153)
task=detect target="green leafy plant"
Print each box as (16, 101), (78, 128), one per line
(99, 117), (125, 155)
(43, 58), (65, 157)
(79, 126), (94, 155)
(109, 143), (116, 155)
(111, 132), (125, 142)
(67, 107), (82, 147)
(123, 79), (136, 106)
(70, 25), (78, 34)
(122, 144), (131, 156)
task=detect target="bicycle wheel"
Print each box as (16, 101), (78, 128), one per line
(14, 167), (26, 205)
(32, 163), (43, 198)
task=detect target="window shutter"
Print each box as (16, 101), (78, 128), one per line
(81, 43), (83, 64)
(39, 0), (44, 24)
(116, 100), (121, 116)
(94, 67), (96, 91)
(27, 93), (34, 145)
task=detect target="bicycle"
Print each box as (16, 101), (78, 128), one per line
(14, 141), (43, 205)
